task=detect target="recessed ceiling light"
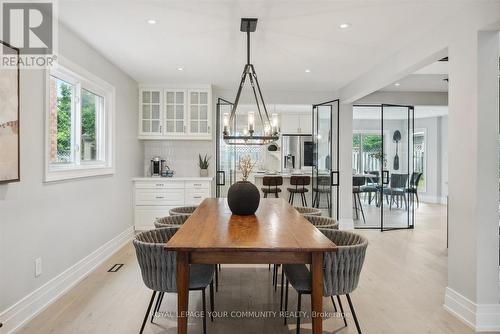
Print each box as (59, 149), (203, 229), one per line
(147, 19), (156, 25)
(305, 69), (311, 73)
(177, 67), (184, 71)
(339, 23), (351, 29)
(394, 82), (401, 86)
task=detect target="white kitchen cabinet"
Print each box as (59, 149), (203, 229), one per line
(139, 89), (162, 136)
(280, 113), (312, 134)
(298, 113), (312, 134)
(138, 85), (212, 140)
(133, 177), (213, 230)
(281, 114), (301, 134)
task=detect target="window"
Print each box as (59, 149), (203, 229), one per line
(352, 132), (383, 174)
(45, 63), (114, 181)
(413, 130), (426, 191)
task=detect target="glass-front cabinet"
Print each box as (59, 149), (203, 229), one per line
(164, 90), (186, 135)
(140, 89), (162, 136)
(138, 86), (212, 140)
(188, 90), (210, 135)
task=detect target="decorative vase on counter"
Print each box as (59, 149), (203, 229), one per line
(200, 168), (208, 177)
(227, 181), (260, 215)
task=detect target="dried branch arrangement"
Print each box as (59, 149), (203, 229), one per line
(239, 155), (256, 182)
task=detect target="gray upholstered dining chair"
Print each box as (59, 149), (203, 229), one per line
(294, 206), (322, 216)
(155, 214), (190, 228)
(169, 205), (198, 216)
(155, 214), (220, 292)
(382, 173), (409, 210)
(281, 229), (368, 334)
(133, 227), (215, 334)
(303, 215), (339, 229)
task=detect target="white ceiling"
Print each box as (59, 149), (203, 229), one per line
(58, 0), (469, 91)
(380, 74), (449, 92)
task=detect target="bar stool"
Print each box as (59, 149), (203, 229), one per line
(261, 176), (283, 198)
(287, 175), (310, 206)
(312, 175), (331, 209)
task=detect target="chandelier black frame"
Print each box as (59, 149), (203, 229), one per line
(223, 18), (279, 145)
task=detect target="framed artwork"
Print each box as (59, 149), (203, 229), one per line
(0, 40), (20, 184)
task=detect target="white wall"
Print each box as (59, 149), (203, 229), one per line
(0, 22), (140, 316)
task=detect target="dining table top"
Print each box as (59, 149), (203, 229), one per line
(165, 198), (338, 253)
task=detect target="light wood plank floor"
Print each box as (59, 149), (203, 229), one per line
(18, 203), (496, 334)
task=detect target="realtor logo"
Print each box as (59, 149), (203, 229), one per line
(2, 2), (53, 54)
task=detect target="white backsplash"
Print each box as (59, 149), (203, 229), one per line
(143, 140), (214, 177)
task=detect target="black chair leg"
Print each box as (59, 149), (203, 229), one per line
(202, 289), (207, 334)
(280, 267), (285, 311)
(151, 291), (163, 323)
(140, 291), (157, 334)
(303, 193), (308, 207)
(357, 194), (366, 224)
(215, 267), (219, 292)
(346, 294), (362, 334)
(330, 296), (338, 312)
(353, 194), (359, 220)
(296, 292), (302, 334)
(416, 192), (420, 208)
(209, 281), (215, 322)
(264, 192), (268, 198)
(336, 295), (348, 327)
(284, 279), (289, 325)
(275, 191), (279, 198)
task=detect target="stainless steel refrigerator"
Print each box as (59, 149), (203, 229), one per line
(281, 134), (313, 171)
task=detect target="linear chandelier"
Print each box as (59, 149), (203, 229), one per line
(223, 18), (280, 145)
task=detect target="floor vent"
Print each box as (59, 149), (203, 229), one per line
(107, 264), (124, 272)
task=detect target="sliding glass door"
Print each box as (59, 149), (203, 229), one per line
(312, 100), (339, 219)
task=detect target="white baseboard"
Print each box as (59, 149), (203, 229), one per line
(0, 226), (134, 334)
(444, 287), (500, 332)
(339, 218), (354, 230)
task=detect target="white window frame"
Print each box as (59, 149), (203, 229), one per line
(44, 58), (115, 182)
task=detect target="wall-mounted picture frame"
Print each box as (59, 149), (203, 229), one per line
(0, 40), (20, 184)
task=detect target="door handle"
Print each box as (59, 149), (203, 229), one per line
(216, 171), (226, 186)
(330, 171), (339, 187)
(382, 170), (389, 185)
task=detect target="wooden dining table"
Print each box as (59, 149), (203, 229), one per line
(166, 197), (338, 334)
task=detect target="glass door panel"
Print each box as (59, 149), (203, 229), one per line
(381, 104), (414, 231)
(312, 100), (339, 218)
(216, 98), (235, 197)
(353, 105), (383, 229)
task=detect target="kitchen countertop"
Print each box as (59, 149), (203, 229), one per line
(132, 176), (214, 181)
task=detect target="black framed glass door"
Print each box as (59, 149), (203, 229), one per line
(352, 104), (415, 231)
(381, 104), (415, 231)
(312, 100), (339, 219)
(216, 98), (235, 197)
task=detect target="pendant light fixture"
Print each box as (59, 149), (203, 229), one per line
(223, 18), (280, 145)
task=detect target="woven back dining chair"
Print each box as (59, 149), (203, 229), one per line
(133, 227), (215, 334)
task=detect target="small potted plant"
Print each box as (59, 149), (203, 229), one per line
(198, 154), (211, 177)
(227, 155), (260, 215)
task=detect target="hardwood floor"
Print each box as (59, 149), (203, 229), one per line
(17, 203), (493, 334)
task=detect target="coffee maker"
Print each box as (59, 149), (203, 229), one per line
(151, 156), (165, 177)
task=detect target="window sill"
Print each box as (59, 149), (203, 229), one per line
(45, 165), (115, 182)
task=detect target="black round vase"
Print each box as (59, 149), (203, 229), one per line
(227, 181), (260, 215)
